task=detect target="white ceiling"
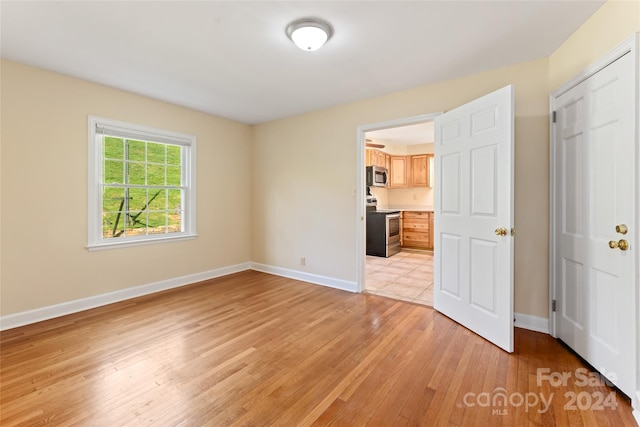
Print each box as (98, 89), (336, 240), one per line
(1, 1), (604, 125)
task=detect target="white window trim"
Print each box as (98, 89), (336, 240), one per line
(87, 116), (197, 250)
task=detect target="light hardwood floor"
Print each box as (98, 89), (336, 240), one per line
(1, 270), (634, 426)
(366, 250), (434, 306)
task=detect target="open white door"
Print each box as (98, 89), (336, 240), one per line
(434, 85), (514, 353)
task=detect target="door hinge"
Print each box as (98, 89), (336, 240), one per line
(552, 111), (557, 123)
(552, 299), (557, 312)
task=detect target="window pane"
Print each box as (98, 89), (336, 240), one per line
(104, 137), (124, 160)
(147, 164), (165, 186)
(127, 162), (146, 185)
(168, 188), (182, 233)
(166, 145), (181, 165)
(125, 211), (146, 236)
(102, 212), (125, 239)
(127, 140), (146, 162)
(103, 187), (125, 212)
(104, 160), (124, 184)
(128, 188), (147, 211)
(147, 142), (165, 164)
(166, 165), (181, 186)
(148, 211), (167, 234)
(167, 189), (182, 213)
(148, 189), (166, 211)
(168, 210), (182, 233)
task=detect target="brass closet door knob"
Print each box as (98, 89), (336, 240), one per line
(616, 224), (628, 235)
(609, 239), (629, 251)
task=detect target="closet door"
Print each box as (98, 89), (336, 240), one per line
(553, 51), (636, 398)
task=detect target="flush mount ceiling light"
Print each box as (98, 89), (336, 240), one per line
(286, 18), (333, 51)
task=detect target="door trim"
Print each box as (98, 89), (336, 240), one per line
(548, 33), (639, 410)
(355, 113), (442, 293)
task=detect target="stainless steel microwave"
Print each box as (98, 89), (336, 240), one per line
(366, 166), (388, 187)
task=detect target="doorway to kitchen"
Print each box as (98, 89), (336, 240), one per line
(357, 114), (440, 306)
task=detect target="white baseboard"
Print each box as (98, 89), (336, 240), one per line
(514, 312), (549, 334)
(0, 262), (251, 331)
(0, 262), (549, 337)
(250, 263), (357, 293)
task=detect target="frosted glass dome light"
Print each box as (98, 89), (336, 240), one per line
(286, 18), (333, 51)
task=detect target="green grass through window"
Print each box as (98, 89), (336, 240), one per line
(102, 137), (183, 238)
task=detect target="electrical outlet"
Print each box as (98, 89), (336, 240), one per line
(300, 257), (306, 266)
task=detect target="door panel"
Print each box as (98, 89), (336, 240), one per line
(470, 146), (498, 216)
(441, 153), (461, 214)
(434, 85), (514, 353)
(562, 258), (584, 328)
(441, 234), (461, 298)
(554, 52), (635, 398)
(469, 238), (497, 313)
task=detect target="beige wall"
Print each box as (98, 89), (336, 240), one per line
(0, 60), (252, 316)
(252, 57), (550, 317)
(548, 0), (639, 90)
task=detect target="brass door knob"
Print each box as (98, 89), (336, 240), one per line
(616, 224), (628, 235)
(494, 227), (507, 237)
(609, 239), (629, 251)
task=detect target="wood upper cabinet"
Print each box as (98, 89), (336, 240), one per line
(389, 156), (409, 188)
(367, 149), (432, 188)
(366, 149), (388, 169)
(410, 154), (433, 187)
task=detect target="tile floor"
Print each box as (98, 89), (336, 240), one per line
(365, 249), (434, 306)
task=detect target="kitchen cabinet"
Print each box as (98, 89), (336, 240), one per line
(402, 211), (433, 250)
(367, 149), (432, 188)
(366, 148), (388, 168)
(389, 156), (409, 188)
(410, 154), (433, 187)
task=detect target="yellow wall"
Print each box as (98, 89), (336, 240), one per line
(549, 0), (639, 90)
(252, 58), (550, 317)
(0, 60), (252, 316)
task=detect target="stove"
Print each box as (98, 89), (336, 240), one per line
(366, 203), (401, 258)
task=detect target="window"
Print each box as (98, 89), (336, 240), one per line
(88, 116), (196, 250)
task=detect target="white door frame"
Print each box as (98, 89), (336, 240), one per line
(549, 32), (639, 409)
(356, 113), (442, 292)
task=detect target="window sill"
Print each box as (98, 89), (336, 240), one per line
(87, 234), (197, 251)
